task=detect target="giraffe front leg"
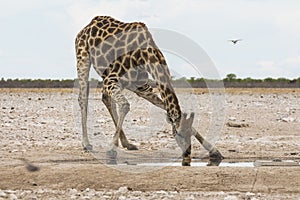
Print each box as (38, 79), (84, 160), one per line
(192, 127), (224, 166)
(78, 83), (93, 151)
(182, 145), (192, 166)
(175, 124), (192, 166)
(77, 58), (93, 151)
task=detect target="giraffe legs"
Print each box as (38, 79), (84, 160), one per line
(102, 93), (138, 150)
(134, 84), (224, 166)
(77, 57), (93, 151)
(103, 81), (131, 163)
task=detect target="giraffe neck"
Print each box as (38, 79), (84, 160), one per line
(147, 49), (182, 127)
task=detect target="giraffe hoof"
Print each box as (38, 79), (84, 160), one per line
(209, 150), (224, 160)
(182, 156), (191, 166)
(83, 144), (93, 152)
(125, 144), (138, 150)
(207, 150), (224, 166)
(182, 161), (191, 166)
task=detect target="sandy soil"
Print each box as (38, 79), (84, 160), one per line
(0, 88), (300, 199)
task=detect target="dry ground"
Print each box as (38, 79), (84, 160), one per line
(0, 88), (300, 199)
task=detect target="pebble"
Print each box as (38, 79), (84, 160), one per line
(245, 192), (256, 200)
(281, 117), (295, 122)
(228, 117), (237, 121)
(118, 196), (127, 200)
(117, 186), (129, 194)
(68, 188), (78, 195)
(224, 195), (238, 200)
(185, 195), (195, 200)
(0, 191), (7, 198)
(9, 193), (18, 200)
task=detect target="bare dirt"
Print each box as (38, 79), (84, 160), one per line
(0, 88), (300, 199)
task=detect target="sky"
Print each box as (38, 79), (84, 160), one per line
(0, 0), (300, 79)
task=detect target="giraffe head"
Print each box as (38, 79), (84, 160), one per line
(173, 112), (195, 152)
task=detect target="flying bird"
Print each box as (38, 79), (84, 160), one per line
(228, 39), (242, 45)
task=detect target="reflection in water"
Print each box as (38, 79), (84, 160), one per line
(207, 157), (223, 166)
(102, 146), (226, 167)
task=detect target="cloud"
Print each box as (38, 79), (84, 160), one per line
(1, 0), (300, 79)
(257, 56), (300, 78)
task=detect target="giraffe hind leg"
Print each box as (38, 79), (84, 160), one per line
(102, 93), (138, 150)
(102, 80), (131, 163)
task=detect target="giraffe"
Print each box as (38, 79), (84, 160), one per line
(75, 16), (223, 166)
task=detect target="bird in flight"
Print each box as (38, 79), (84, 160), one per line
(228, 39), (242, 44)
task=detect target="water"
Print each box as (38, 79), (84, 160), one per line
(121, 161), (254, 167)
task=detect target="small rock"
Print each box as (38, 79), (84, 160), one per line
(185, 195), (195, 200)
(118, 196), (126, 200)
(9, 193), (18, 200)
(5, 190), (16, 194)
(117, 186), (128, 194)
(245, 192), (255, 200)
(37, 189), (44, 194)
(0, 191), (7, 198)
(156, 190), (168, 195)
(226, 122), (249, 128)
(96, 119), (107, 123)
(281, 117), (295, 122)
(228, 117), (236, 121)
(224, 195), (238, 200)
(68, 188), (78, 195)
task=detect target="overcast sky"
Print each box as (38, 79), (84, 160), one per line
(0, 0), (300, 79)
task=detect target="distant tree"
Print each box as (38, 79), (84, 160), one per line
(224, 73), (237, 82)
(243, 77), (253, 82)
(188, 77), (195, 83)
(196, 77), (205, 82)
(264, 77), (275, 82)
(226, 73), (237, 80)
(276, 77), (289, 82)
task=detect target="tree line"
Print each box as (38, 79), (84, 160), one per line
(1, 74), (300, 88)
